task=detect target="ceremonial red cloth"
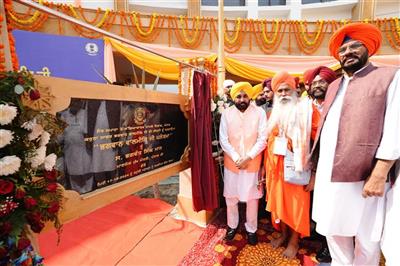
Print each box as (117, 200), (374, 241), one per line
(190, 71), (218, 211)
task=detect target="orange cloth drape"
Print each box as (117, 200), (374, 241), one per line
(264, 105), (319, 237)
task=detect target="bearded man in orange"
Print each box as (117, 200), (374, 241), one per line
(220, 82), (267, 246)
(264, 71), (320, 258)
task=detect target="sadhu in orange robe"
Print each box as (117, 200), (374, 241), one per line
(264, 105), (320, 237)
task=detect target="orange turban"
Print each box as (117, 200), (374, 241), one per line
(271, 71), (296, 92)
(329, 23), (382, 60)
(307, 66), (337, 85)
(251, 84), (263, 100)
(230, 82), (252, 99)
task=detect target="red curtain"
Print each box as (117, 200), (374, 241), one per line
(190, 71), (218, 211)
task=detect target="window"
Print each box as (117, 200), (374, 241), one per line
(201, 0), (246, 6)
(301, 0), (337, 4)
(258, 0), (286, 6)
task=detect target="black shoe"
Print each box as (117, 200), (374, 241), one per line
(224, 227), (237, 241)
(316, 246), (332, 263)
(246, 232), (258, 246)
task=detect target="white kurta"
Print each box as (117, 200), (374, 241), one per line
(219, 105), (267, 202)
(313, 68), (400, 239)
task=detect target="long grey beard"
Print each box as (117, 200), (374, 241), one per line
(267, 94), (298, 136)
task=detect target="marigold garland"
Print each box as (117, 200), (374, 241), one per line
(171, 16), (208, 49)
(210, 18), (246, 53)
(68, 5), (109, 28)
(292, 20), (327, 55)
(224, 18), (242, 45)
(178, 16), (201, 45)
(3, 0), (19, 71)
(78, 6), (101, 24)
(298, 20), (324, 46)
(132, 12), (158, 37)
(3, 3), (400, 55)
(252, 20), (286, 54)
(0, 13), (5, 72)
(124, 12), (164, 42)
(6, 0), (44, 25)
(260, 19), (280, 45)
(382, 18), (400, 51)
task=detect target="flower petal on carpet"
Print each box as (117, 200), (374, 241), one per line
(236, 243), (301, 266)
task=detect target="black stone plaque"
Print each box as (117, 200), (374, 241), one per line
(57, 98), (188, 194)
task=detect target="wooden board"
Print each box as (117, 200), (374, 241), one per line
(32, 75), (190, 224)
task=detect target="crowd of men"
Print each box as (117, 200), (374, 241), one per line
(218, 22), (399, 265)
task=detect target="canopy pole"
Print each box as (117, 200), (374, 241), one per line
(14, 0), (212, 75)
(217, 0), (225, 95)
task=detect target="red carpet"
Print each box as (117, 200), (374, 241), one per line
(39, 196), (204, 266)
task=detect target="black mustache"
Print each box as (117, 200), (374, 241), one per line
(344, 56), (359, 61)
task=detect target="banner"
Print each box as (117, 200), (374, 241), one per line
(13, 30), (105, 83)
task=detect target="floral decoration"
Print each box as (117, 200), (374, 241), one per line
(0, 70), (65, 266)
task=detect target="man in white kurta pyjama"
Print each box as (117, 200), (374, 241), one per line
(219, 82), (267, 245)
(312, 22), (400, 266)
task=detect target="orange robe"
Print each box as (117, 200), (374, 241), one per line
(264, 106), (320, 237)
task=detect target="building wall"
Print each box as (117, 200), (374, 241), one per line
(50, 0), (399, 20)
(375, 0), (400, 18)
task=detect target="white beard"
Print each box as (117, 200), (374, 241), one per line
(267, 94), (299, 136)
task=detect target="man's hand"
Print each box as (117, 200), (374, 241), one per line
(362, 174), (386, 197)
(362, 159), (395, 198)
(235, 156), (252, 169)
(304, 172), (315, 192)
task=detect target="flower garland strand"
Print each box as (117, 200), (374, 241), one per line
(132, 12), (158, 37)
(260, 19), (280, 45)
(0, 13), (6, 72)
(4, 4), (400, 55)
(252, 20), (287, 54)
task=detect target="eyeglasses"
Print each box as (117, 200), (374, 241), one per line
(338, 42), (364, 56)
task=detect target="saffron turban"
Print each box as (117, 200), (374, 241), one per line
(307, 66), (337, 85)
(262, 78), (272, 90)
(251, 83), (263, 100)
(230, 81), (253, 99)
(271, 71), (296, 92)
(329, 22), (382, 60)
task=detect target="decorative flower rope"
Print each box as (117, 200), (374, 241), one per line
(132, 12), (158, 37)
(252, 20), (287, 54)
(6, 0), (44, 25)
(178, 15), (201, 45)
(4, 4), (399, 55)
(68, 5), (109, 28)
(224, 18), (242, 45)
(260, 19), (280, 45)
